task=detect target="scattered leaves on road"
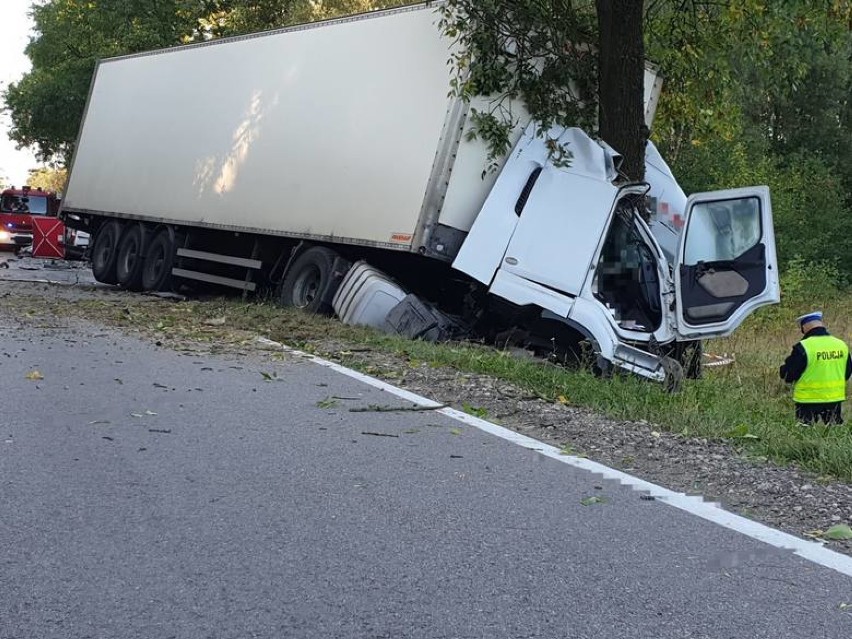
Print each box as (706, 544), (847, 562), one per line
(462, 403), (488, 418)
(581, 496), (607, 506)
(25, 370), (43, 381)
(316, 397), (339, 409)
(825, 524), (852, 540)
(349, 403), (445, 413)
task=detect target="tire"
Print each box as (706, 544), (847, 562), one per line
(669, 340), (703, 380)
(277, 246), (340, 314)
(662, 356), (684, 393)
(115, 224), (148, 291)
(141, 228), (179, 292)
(91, 221), (123, 284)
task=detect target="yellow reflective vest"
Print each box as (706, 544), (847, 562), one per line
(793, 335), (849, 403)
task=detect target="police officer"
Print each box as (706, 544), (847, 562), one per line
(780, 311), (851, 424)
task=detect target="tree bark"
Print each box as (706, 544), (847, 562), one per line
(596, 0), (646, 183)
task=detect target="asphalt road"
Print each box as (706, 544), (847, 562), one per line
(1, 308), (851, 638)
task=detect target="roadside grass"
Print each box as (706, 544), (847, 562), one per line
(11, 280), (852, 482)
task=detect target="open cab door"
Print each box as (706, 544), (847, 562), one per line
(674, 186), (780, 339)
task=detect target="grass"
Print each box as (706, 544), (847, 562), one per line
(10, 281), (852, 482)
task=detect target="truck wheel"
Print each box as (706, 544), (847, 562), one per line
(669, 340), (703, 380)
(141, 228), (179, 292)
(115, 224), (148, 291)
(277, 246), (339, 314)
(91, 221), (123, 284)
(662, 356), (684, 394)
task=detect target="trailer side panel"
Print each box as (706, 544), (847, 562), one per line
(63, 6), (454, 250)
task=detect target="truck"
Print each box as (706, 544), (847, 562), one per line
(60, 1), (780, 384)
(0, 185), (61, 253)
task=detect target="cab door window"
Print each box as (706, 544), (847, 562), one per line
(679, 196), (765, 325)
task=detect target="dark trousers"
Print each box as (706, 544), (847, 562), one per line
(795, 402), (843, 425)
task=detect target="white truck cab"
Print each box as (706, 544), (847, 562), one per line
(454, 125), (780, 381)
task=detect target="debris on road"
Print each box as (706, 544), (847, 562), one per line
(349, 403), (446, 413)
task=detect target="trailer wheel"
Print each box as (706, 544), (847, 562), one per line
(141, 228), (179, 292)
(91, 221), (123, 284)
(115, 224), (148, 291)
(277, 246), (339, 314)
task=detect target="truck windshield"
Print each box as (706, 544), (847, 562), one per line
(0, 194), (49, 215)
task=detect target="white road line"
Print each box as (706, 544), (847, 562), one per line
(257, 337), (852, 579)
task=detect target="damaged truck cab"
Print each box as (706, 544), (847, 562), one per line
(454, 126), (779, 382)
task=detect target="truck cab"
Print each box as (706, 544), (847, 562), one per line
(453, 126), (779, 383)
(0, 186), (61, 253)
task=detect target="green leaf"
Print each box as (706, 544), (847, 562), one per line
(581, 496), (607, 506)
(825, 524), (852, 541)
(316, 397), (338, 409)
(728, 424), (760, 440)
(462, 403), (488, 418)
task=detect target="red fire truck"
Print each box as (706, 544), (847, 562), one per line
(0, 185), (62, 254)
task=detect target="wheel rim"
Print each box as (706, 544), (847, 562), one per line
(150, 244), (166, 279)
(292, 265), (321, 308)
(143, 240), (167, 287)
(121, 238), (140, 274)
(96, 244), (111, 268)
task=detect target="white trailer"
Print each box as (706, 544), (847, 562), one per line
(61, 1), (780, 384)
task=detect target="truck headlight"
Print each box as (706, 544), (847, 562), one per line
(0, 230), (10, 242)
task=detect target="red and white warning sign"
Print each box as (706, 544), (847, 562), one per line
(31, 217), (66, 259)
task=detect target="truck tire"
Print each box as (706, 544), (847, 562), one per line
(668, 340), (703, 380)
(662, 356), (684, 393)
(141, 228), (179, 292)
(115, 224), (148, 291)
(277, 246), (339, 314)
(91, 221), (123, 284)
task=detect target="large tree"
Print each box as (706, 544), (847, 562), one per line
(440, 0), (647, 182)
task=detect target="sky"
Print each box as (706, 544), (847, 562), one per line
(0, 0), (40, 187)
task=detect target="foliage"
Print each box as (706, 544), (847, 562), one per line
(648, 0), (852, 278)
(780, 258), (846, 308)
(26, 166), (68, 193)
(438, 0), (600, 172)
(192, 0), (404, 38)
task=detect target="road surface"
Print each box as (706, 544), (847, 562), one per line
(1, 304), (851, 638)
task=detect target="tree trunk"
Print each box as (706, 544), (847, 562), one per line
(596, 0), (646, 183)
